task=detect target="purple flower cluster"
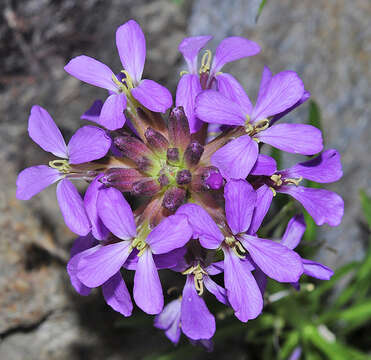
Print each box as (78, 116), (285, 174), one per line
(16, 20), (344, 346)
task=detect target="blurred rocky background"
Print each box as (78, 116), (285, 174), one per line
(0, 0), (370, 359)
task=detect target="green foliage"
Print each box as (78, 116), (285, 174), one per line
(360, 189), (371, 229)
(256, 0), (268, 23)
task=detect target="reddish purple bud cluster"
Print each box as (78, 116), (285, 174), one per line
(16, 19), (344, 347)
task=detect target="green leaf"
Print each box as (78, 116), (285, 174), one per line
(307, 100), (323, 132)
(337, 301), (371, 328)
(256, 0), (267, 23)
(278, 331), (299, 359)
(359, 189), (371, 229)
(270, 146), (282, 170)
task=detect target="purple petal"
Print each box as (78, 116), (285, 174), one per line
(81, 99), (103, 123)
(77, 241), (132, 287)
(68, 126), (112, 164)
(178, 35), (212, 74)
(154, 298), (182, 344)
(253, 267), (267, 296)
(116, 20), (146, 85)
(176, 203), (224, 249)
(64, 55), (117, 92)
(223, 247), (263, 322)
(279, 149), (342, 183)
(203, 276), (228, 305)
(270, 90), (311, 126)
(147, 215), (192, 254)
(97, 187), (136, 240)
(16, 166), (62, 200)
(28, 105), (67, 158)
(216, 73), (253, 115)
(84, 175), (109, 241)
(252, 71), (304, 122)
(134, 249), (163, 314)
(102, 271), (133, 316)
(211, 37), (260, 75)
(175, 74), (202, 133)
(67, 243), (97, 296)
(224, 179), (256, 234)
(281, 214), (306, 250)
(211, 135), (259, 179)
(195, 90), (245, 126)
(154, 247), (187, 269)
(256, 124), (323, 155)
(249, 185), (273, 234)
(257, 66), (273, 98)
(250, 154), (277, 176)
(131, 79), (172, 113)
(302, 259), (334, 280)
(181, 275), (215, 340)
(240, 235), (303, 282)
(56, 179), (90, 236)
(70, 233), (97, 257)
(279, 186), (344, 227)
(205, 261), (224, 275)
(99, 93), (127, 130)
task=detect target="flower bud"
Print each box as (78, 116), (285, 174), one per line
(144, 127), (169, 155)
(132, 178), (161, 197)
(167, 147), (180, 165)
(162, 187), (186, 212)
(158, 174), (170, 187)
(176, 169), (192, 185)
(184, 141), (204, 167)
(203, 167), (223, 190)
(100, 168), (143, 192)
(168, 106), (190, 151)
(114, 135), (150, 162)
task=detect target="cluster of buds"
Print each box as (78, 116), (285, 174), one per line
(16, 20), (344, 347)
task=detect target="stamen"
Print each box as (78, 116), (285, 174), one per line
(269, 186), (277, 197)
(182, 264), (208, 296)
(49, 159), (71, 173)
(270, 174), (283, 186)
(120, 70), (134, 90)
(179, 70), (188, 76)
(284, 176), (303, 186)
(131, 237), (148, 256)
(232, 246), (246, 259)
(199, 49), (212, 74)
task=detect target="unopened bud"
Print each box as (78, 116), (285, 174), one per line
(144, 127), (169, 154)
(176, 169), (192, 185)
(114, 135), (150, 163)
(203, 167), (223, 190)
(100, 168), (143, 192)
(158, 174), (170, 187)
(184, 141), (204, 167)
(162, 187), (186, 212)
(167, 147), (179, 165)
(132, 178), (160, 197)
(168, 106), (190, 151)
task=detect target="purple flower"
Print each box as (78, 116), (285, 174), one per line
(178, 179), (303, 322)
(74, 186), (192, 314)
(255, 149), (344, 226)
(64, 20), (172, 130)
(176, 35), (260, 133)
(155, 260), (227, 342)
(16, 105), (111, 235)
(195, 67), (323, 179)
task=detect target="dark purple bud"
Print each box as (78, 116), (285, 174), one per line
(184, 141), (204, 167)
(167, 147), (180, 164)
(204, 171), (223, 190)
(100, 168), (143, 192)
(162, 187), (186, 212)
(168, 106), (190, 151)
(132, 178), (160, 197)
(158, 174), (170, 187)
(114, 135), (150, 162)
(176, 169), (192, 185)
(144, 127), (169, 154)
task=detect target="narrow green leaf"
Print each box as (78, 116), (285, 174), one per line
(255, 0), (267, 23)
(307, 100), (323, 132)
(359, 189), (371, 229)
(278, 331), (299, 359)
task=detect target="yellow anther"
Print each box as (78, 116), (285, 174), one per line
(254, 118), (270, 133)
(270, 174), (283, 187)
(232, 246), (246, 259)
(120, 70), (134, 90)
(235, 241), (246, 254)
(284, 176), (303, 186)
(199, 49), (212, 74)
(112, 74), (122, 87)
(182, 264), (207, 296)
(49, 159), (71, 173)
(225, 236), (235, 247)
(269, 186), (277, 197)
(131, 237), (148, 256)
(179, 70), (189, 76)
